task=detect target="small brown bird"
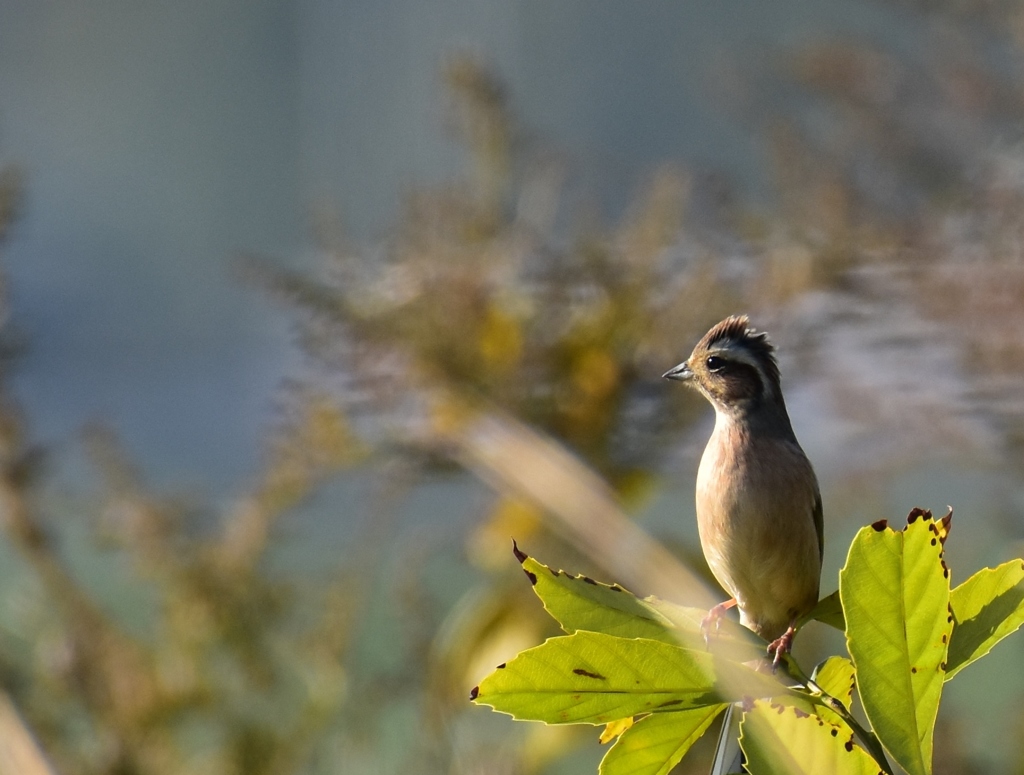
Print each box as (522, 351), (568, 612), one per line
(664, 315), (822, 666)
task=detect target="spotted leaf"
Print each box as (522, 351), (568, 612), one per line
(471, 631), (790, 725)
(839, 511), (952, 775)
(514, 544), (762, 662)
(740, 701), (881, 775)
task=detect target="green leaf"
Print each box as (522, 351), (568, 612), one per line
(840, 515), (952, 775)
(599, 705), (726, 775)
(471, 631), (790, 725)
(946, 559), (1024, 680)
(518, 551), (677, 642)
(806, 590), (845, 631)
(808, 656), (856, 728)
(517, 548), (763, 662)
(740, 701), (880, 775)
(811, 657), (855, 705)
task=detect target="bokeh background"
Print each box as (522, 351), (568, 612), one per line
(1, 2), (1024, 773)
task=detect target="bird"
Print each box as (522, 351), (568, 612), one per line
(663, 315), (822, 667)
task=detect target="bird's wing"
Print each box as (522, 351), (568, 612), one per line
(812, 490), (824, 565)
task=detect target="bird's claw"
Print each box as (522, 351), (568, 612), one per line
(766, 625), (797, 672)
(700, 600), (737, 649)
(699, 613), (717, 648)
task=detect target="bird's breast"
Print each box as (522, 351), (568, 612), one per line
(694, 415), (821, 639)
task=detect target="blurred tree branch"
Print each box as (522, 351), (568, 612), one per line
(435, 399), (713, 604)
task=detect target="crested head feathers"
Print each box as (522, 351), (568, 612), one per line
(696, 315), (780, 390)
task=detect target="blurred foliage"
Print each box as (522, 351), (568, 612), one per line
(251, 74), (718, 493)
(0, 175), (361, 771)
(3, 1), (1024, 772)
(720, 4), (1024, 470)
(0, 311), (357, 773)
(246, 55), (831, 532)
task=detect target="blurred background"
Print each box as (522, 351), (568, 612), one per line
(1, 1), (1024, 773)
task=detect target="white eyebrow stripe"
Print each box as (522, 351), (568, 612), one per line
(707, 342), (763, 369)
(706, 342), (780, 399)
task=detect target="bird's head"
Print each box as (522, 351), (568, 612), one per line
(663, 315), (783, 415)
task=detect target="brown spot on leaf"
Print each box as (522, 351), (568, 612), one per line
(793, 707), (809, 718)
(826, 697), (850, 715)
(469, 686), (479, 701)
(941, 662), (947, 671)
(845, 741), (854, 752)
(524, 569), (538, 585)
(942, 634), (947, 644)
(871, 519), (888, 531)
(907, 507), (932, 524)
(573, 668), (606, 680)
(911, 667), (917, 674)
(658, 699), (683, 708)
(512, 540), (527, 564)
(497, 663), (506, 669)
(582, 576), (598, 585)
(831, 728), (839, 737)
(610, 584), (623, 592)
(550, 567), (560, 576)
(931, 538), (937, 546)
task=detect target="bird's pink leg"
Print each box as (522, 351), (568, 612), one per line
(701, 599), (737, 646)
(767, 622), (798, 671)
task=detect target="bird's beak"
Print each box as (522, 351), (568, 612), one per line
(662, 361), (693, 382)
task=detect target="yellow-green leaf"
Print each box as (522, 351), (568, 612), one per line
(600, 716), (635, 744)
(806, 590), (845, 631)
(946, 559), (1024, 680)
(740, 701), (880, 775)
(517, 549), (676, 642)
(839, 515), (952, 775)
(516, 547), (762, 662)
(471, 631), (789, 725)
(600, 705), (726, 775)
(811, 657), (855, 705)
(808, 656), (856, 728)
